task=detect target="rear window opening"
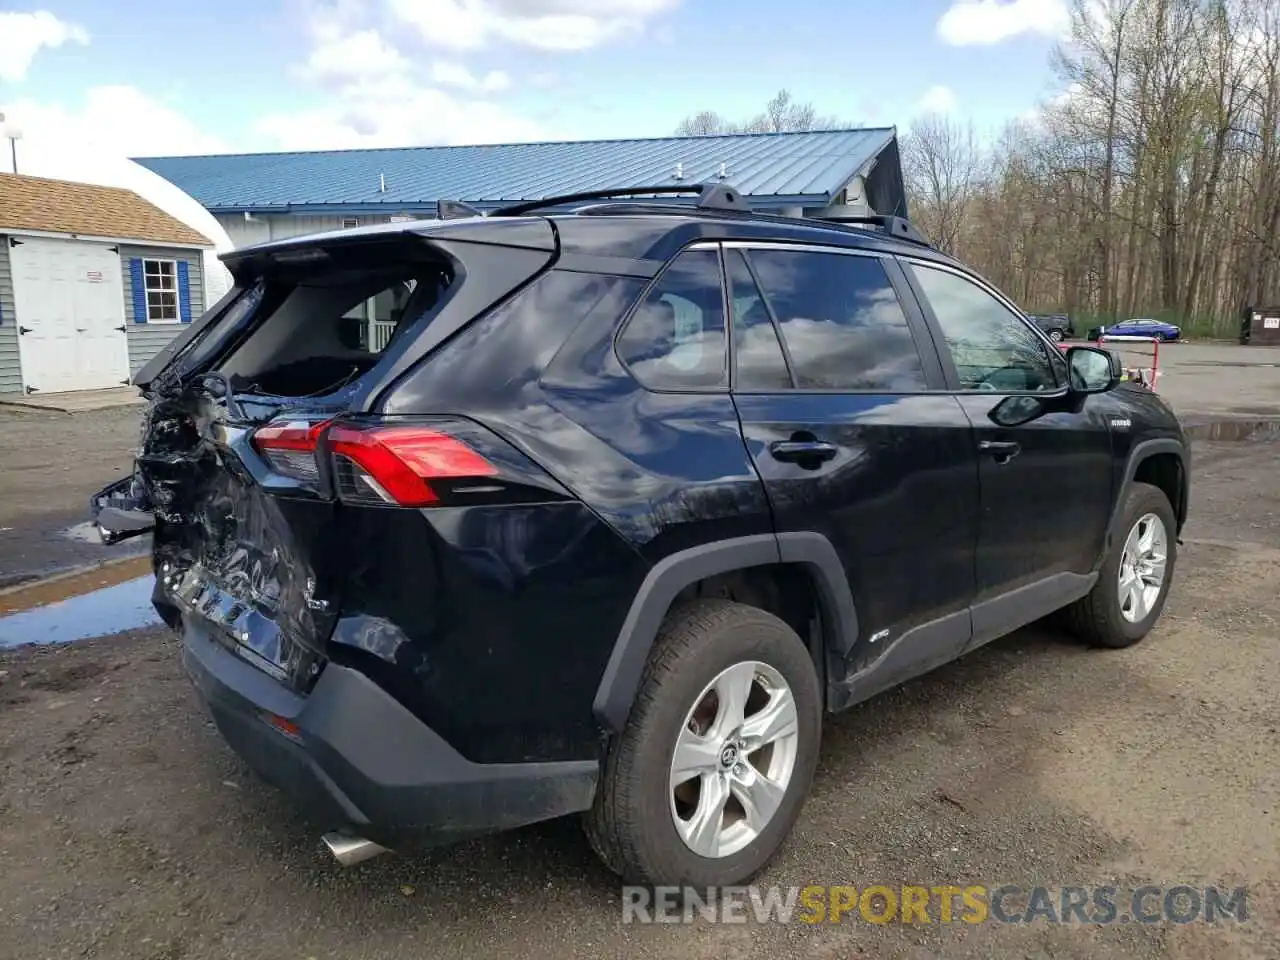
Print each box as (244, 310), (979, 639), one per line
(208, 249), (455, 400)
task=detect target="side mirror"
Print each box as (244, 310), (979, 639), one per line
(1066, 346), (1121, 394)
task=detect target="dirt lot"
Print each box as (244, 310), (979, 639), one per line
(0, 406), (146, 587)
(1145, 342), (1280, 419)
(0, 433), (1278, 959)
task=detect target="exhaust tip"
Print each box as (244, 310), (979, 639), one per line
(321, 832), (390, 867)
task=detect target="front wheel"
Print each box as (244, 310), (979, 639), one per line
(1048, 329), (1065, 342)
(1063, 481), (1177, 648)
(585, 599), (821, 887)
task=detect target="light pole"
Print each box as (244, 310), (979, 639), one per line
(0, 112), (22, 174)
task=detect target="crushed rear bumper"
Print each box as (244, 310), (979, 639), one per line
(180, 623), (599, 850)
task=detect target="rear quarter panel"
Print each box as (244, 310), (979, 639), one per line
(352, 268), (775, 763)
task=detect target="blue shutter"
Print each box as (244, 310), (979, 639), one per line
(176, 260), (192, 323)
(129, 258), (147, 323)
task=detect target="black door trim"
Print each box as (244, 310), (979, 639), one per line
(828, 569), (1097, 714)
(828, 608), (971, 711)
(968, 571), (1097, 649)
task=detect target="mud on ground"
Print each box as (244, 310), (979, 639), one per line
(0, 438), (1278, 960)
(0, 406), (147, 587)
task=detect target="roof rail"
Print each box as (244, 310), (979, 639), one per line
(811, 212), (931, 247)
(491, 183), (750, 217)
(437, 200), (485, 220)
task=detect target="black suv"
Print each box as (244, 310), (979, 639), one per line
(1027, 313), (1074, 341)
(93, 185), (1189, 888)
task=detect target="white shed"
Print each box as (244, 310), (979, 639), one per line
(0, 173), (214, 396)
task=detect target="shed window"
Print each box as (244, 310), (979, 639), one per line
(143, 259), (180, 322)
(342, 217), (360, 229)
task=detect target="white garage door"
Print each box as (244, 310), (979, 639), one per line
(10, 237), (131, 393)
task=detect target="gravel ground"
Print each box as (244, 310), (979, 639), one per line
(0, 406), (147, 587)
(1, 436), (1278, 959)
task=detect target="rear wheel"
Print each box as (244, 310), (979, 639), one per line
(1048, 329), (1065, 342)
(1063, 482), (1177, 648)
(585, 599), (821, 887)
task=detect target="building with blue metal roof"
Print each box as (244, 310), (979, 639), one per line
(136, 128), (905, 249)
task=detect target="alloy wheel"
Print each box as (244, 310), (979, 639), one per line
(1118, 512), (1168, 623)
(668, 661), (799, 859)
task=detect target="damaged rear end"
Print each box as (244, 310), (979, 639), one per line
(92, 220), (557, 695)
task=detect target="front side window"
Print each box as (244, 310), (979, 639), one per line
(144, 259), (179, 322)
(911, 264), (1058, 393)
(745, 249), (928, 391)
(617, 248), (727, 390)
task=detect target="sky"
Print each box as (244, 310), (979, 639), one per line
(0, 0), (1074, 159)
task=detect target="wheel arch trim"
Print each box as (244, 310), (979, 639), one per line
(591, 532), (857, 733)
(1107, 438), (1189, 549)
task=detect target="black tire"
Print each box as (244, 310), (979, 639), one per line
(584, 599), (821, 887)
(1063, 482), (1177, 648)
(1049, 329), (1065, 342)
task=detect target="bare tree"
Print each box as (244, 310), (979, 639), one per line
(675, 110), (735, 136)
(1054, 0), (1138, 318)
(903, 0), (1280, 336)
(675, 89), (851, 136)
(901, 114), (983, 256)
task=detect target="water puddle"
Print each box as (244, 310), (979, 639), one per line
(0, 556), (161, 650)
(1184, 418), (1280, 441)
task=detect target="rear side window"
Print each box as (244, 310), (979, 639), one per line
(726, 249), (792, 390)
(616, 249), (727, 390)
(746, 249), (928, 392)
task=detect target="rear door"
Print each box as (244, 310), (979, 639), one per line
(726, 242), (979, 686)
(899, 258), (1113, 625)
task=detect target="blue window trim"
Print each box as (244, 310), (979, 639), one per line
(129, 258), (147, 324)
(133, 256), (188, 324)
(177, 261), (192, 323)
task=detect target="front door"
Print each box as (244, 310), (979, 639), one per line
(724, 243), (979, 687)
(11, 237), (130, 393)
(900, 259), (1113, 630)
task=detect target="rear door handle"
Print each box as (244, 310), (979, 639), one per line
(769, 440), (838, 464)
(978, 439), (1021, 463)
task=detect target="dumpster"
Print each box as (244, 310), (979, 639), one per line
(1241, 305), (1280, 345)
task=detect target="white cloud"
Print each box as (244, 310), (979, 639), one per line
(301, 27), (409, 82)
(387, 0), (680, 51)
(255, 5), (552, 151)
(937, 0), (1070, 46)
(255, 69), (544, 150)
(2, 85), (228, 159)
(430, 61), (511, 93)
(0, 10), (89, 82)
(918, 85), (958, 114)
(255, 89), (545, 150)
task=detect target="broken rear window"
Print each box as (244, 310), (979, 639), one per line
(209, 252), (454, 399)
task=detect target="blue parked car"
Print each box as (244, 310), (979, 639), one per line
(1087, 318), (1181, 341)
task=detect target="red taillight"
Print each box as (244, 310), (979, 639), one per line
(251, 419), (332, 482)
(328, 424), (497, 507)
